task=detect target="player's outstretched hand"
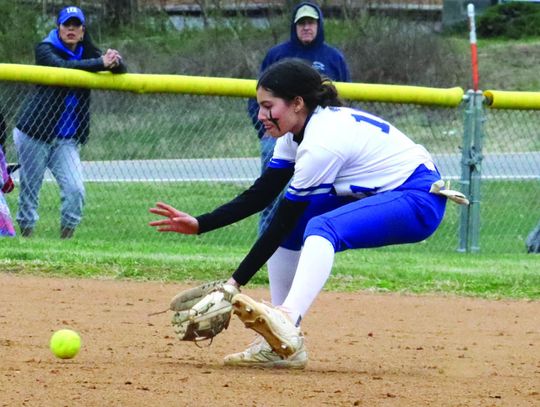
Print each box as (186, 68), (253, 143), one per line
(148, 202), (199, 234)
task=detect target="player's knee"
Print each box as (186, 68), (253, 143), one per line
(280, 236), (304, 251)
(304, 216), (339, 249)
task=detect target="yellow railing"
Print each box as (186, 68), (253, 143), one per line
(0, 63), (464, 106)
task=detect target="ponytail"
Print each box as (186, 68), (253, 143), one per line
(317, 80), (342, 108)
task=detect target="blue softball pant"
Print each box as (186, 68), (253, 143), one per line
(280, 164), (447, 252)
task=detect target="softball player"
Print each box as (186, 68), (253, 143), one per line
(150, 58), (461, 369)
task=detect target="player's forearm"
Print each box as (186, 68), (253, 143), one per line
(196, 167), (293, 234)
(36, 43), (121, 73)
(195, 195), (263, 234)
(231, 199), (308, 285)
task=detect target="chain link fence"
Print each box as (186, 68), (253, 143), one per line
(479, 104), (540, 252)
(0, 74), (538, 253)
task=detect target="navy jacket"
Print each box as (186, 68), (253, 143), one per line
(16, 30), (126, 145)
(248, 2), (351, 138)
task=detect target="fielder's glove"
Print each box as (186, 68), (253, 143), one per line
(170, 280), (239, 343)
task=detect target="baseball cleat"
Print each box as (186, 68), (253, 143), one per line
(231, 293), (303, 358)
(224, 336), (307, 369)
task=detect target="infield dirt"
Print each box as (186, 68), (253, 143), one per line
(1, 273), (538, 406)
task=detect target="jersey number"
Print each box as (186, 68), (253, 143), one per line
(351, 113), (390, 134)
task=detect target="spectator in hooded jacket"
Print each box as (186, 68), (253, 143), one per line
(13, 6), (126, 239)
(247, 2), (351, 235)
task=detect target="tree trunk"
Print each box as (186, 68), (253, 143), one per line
(104, 0), (135, 28)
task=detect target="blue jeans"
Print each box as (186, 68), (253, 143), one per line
(13, 128), (85, 230)
(259, 135), (283, 235)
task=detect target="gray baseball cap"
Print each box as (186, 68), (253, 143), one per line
(294, 5), (319, 23)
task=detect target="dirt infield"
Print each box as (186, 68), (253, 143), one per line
(1, 273), (538, 407)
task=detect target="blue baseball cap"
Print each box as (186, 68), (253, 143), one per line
(57, 6), (86, 26)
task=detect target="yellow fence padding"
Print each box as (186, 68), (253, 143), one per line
(484, 90), (540, 110)
(335, 82), (464, 107)
(0, 63), (464, 107)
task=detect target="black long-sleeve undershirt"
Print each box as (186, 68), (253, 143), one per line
(195, 165), (309, 286)
(231, 197), (309, 285)
(196, 166), (294, 233)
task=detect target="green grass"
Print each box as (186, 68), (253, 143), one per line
(1, 240), (538, 299)
(1, 180), (538, 300)
(85, 95), (259, 160)
(477, 38), (540, 91)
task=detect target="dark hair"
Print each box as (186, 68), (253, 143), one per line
(80, 30), (100, 54)
(257, 58), (343, 111)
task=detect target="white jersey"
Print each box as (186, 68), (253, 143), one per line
(268, 106), (435, 201)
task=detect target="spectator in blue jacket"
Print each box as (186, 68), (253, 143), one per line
(13, 6), (126, 239)
(247, 2), (351, 235)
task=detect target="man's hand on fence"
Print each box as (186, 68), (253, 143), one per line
(102, 49), (123, 69)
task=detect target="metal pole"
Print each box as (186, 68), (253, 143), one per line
(467, 4), (480, 92)
(457, 3), (482, 253)
(470, 90), (484, 252)
(458, 91), (474, 252)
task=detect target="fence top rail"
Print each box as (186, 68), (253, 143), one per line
(0, 63), (463, 107)
(484, 90), (540, 110)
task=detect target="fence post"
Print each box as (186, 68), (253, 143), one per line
(469, 90), (484, 252)
(458, 90), (474, 252)
(458, 90), (484, 252)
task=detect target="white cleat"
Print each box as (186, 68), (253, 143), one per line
(231, 293), (303, 358)
(224, 336), (307, 369)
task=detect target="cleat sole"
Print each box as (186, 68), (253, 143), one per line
(232, 294), (296, 358)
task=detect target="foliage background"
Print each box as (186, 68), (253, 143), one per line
(2, 0), (540, 91)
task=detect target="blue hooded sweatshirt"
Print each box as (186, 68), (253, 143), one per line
(43, 29), (83, 138)
(16, 29), (126, 145)
(248, 2), (351, 138)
